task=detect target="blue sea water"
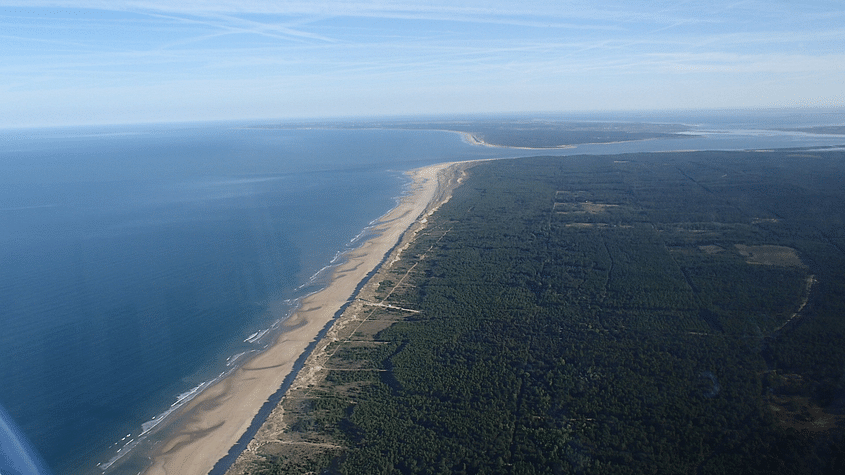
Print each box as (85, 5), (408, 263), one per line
(0, 124), (485, 474)
(0, 111), (843, 474)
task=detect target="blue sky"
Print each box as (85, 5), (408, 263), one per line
(1, 0), (843, 126)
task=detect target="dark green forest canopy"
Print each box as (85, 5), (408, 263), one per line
(255, 149), (845, 475)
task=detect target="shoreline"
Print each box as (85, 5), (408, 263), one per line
(138, 160), (473, 475)
(455, 130), (575, 150)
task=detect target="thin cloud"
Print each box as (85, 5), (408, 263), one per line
(139, 11), (338, 44)
(1, 0), (843, 126)
(0, 1), (686, 30)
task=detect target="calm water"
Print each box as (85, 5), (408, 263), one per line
(0, 124), (481, 474)
(0, 111), (842, 474)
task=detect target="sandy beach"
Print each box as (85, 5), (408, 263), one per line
(140, 161), (470, 475)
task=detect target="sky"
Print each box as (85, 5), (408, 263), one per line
(1, 0), (843, 127)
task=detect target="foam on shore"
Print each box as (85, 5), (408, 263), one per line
(135, 161), (470, 475)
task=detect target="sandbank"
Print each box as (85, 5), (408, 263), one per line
(140, 161), (471, 475)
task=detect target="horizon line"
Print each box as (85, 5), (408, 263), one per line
(3, 105), (844, 130)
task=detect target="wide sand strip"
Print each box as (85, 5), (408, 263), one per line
(142, 161), (469, 475)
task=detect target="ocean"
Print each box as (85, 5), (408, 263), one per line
(0, 111), (842, 474)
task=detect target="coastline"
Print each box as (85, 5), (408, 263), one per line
(139, 160), (472, 475)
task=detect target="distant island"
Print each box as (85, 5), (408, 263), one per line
(253, 118), (694, 148)
(780, 126), (845, 135)
(384, 119), (692, 148)
(226, 147), (845, 474)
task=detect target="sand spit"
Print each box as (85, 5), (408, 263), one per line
(140, 161), (472, 475)
(456, 130), (576, 150)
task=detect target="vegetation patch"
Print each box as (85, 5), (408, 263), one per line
(735, 244), (806, 267)
(553, 202), (619, 214)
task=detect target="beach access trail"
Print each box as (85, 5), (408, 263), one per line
(142, 161), (470, 475)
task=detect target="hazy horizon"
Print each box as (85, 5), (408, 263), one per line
(2, 106), (844, 132)
(2, 1), (843, 128)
